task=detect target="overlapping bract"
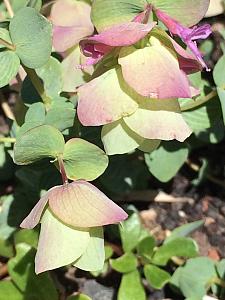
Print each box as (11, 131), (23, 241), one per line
(75, 1), (211, 154)
(50, 0), (94, 52)
(21, 180), (127, 273)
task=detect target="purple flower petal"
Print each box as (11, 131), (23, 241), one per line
(155, 8), (211, 70)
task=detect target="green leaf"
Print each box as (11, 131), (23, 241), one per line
(145, 141), (189, 182)
(170, 257), (217, 299)
(36, 57), (63, 98)
(17, 102), (46, 138)
(118, 270), (146, 300)
(9, 7), (52, 68)
(144, 264), (171, 289)
(11, 0), (42, 12)
(14, 125), (65, 165)
(164, 220), (204, 244)
(110, 252), (138, 273)
(100, 154), (149, 194)
(91, 0), (146, 32)
(152, 238), (198, 266)
(195, 120), (225, 144)
(0, 197), (16, 250)
(119, 212), (143, 252)
(74, 227), (105, 271)
(8, 243), (58, 300)
(14, 228), (38, 248)
(62, 138), (108, 181)
(0, 281), (23, 300)
(217, 87), (225, 125)
(137, 236), (155, 260)
(0, 50), (20, 88)
(105, 245), (114, 260)
(213, 54), (225, 87)
(45, 104), (76, 132)
(182, 96), (222, 131)
(0, 144), (14, 181)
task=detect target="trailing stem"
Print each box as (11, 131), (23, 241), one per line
(181, 90), (217, 111)
(0, 38), (15, 51)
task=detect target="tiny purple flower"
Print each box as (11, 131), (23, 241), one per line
(155, 9), (212, 71)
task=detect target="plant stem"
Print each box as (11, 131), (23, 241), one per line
(208, 277), (225, 289)
(181, 90), (217, 112)
(3, 0), (14, 18)
(0, 137), (16, 143)
(0, 38), (15, 51)
(58, 156), (68, 185)
(23, 66), (51, 107)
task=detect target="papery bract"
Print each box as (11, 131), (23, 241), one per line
(21, 180), (127, 229)
(21, 181), (127, 274)
(50, 0), (94, 52)
(35, 208), (90, 274)
(118, 44), (191, 99)
(79, 21), (156, 66)
(77, 67), (138, 126)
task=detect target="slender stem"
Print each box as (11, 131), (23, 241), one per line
(3, 0), (14, 18)
(186, 160), (225, 189)
(58, 156), (68, 185)
(23, 66), (52, 107)
(0, 137), (16, 143)
(181, 90), (217, 112)
(208, 277), (225, 289)
(0, 38), (15, 51)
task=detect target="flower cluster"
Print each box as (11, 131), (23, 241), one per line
(76, 3), (211, 155)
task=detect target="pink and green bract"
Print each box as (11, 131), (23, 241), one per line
(21, 180), (127, 274)
(50, 0), (94, 52)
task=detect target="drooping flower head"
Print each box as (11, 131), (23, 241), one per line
(21, 180), (128, 274)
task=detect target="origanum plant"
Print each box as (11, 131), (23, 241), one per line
(0, 0), (220, 290)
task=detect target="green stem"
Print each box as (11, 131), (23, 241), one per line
(208, 277), (225, 289)
(0, 38), (15, 51)
(181, 90), (217, 112)
(23, 66), (51, 108)
(0, 137), (16, 143)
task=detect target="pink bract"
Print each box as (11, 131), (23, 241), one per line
(20, 180), (128, 229)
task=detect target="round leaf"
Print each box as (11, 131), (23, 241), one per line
(110, 252), (138, 273)
(0, 50), (20, 88)
(9, 7), (52, 68)
(91, 0), (146, 32)
(14, 125), (65, 165)
(144, 264), (171, 289)
(63, 138), (108, 181)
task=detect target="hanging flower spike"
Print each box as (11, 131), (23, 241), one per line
(154, 9), (212, 71)
(79, 21), (156, 67)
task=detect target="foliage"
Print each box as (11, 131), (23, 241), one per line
(0, 0), (224, 299)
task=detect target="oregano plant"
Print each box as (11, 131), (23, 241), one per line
(0, 0), (225, 299)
